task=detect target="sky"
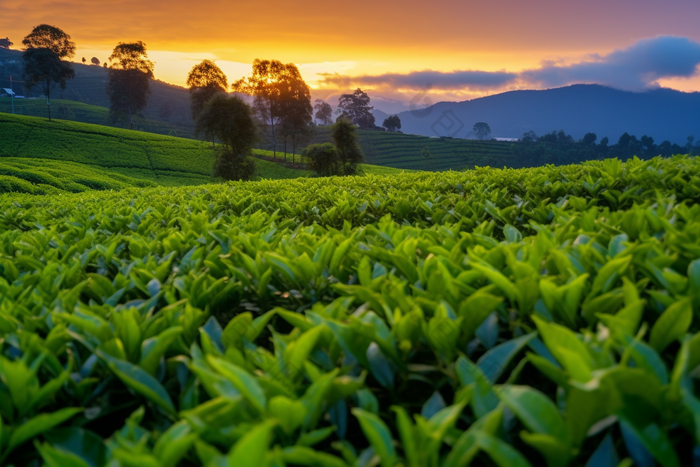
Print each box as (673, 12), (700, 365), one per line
(2, 0), (700, 112)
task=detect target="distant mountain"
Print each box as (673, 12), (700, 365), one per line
(392, 85), (700, 145)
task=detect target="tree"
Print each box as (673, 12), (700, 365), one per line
(233, 59), (311, 158)
(473, 122), (491, 140)
(195, 94), (257, 181)
(302, 143), (339, 176)
(314, 99), (333, 125)
(22, 48), (75, 121)
(82, 57), (86, 64)
(91, 57), (100, 66)
(22, 24), (76, 59)
(337, 88), (375, 129)
(278, 71), (313, 161)
(582, 132), (597, 146)
(106, 41), (154, 129)
(186, 60), (228, 121)
(382, 115), (401, 132)
(0, 37), (12, 49)
(522, 131), (537, 142)
(331, 117), (364, 174)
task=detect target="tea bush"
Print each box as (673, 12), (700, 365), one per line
(0, 155), (699, 466)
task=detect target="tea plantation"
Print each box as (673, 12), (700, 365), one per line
(1, 153), (699, 466)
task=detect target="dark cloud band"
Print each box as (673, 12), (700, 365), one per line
(319, 36), (700, 93)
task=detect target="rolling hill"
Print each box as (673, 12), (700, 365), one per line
(0, 113), (410, 193)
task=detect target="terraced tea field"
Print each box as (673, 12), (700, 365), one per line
(0, 154), (699, 466)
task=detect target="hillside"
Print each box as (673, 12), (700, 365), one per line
(1, 47), (194, 130)
(258, 125), (515, 170)
(0, 113), (313, 187)
(0, 113), (410, 192)
(393, 84), (700, 144)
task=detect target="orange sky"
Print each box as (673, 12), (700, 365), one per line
(2, 0), (699, 102)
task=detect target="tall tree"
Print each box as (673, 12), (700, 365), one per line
(382, 115), (401, 132)
(22, 48), (75, 121)
(106, 41), (154, 129)
(22, 25), (76, 58)
(233, 59), (311, 158)
(279, 75), (313, 161)
(195, 94), (257, 181)
(331, 117), (364, 174)
(473, 122), (491, 140)
(186, 60), (228, 121)
(0, 37), (13, 49)
(337, 88), (375, 129)
(314, 99), (333, 125)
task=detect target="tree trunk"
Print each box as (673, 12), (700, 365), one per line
(270, 114), (276, 158)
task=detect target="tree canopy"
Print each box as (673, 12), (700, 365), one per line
(337, 88), (375, 129)
(382, 115), (401, 132)
(195, 94), (257, 181)
(233, 59), (312, 157)
(473, 122), (491, 140)
(91, 57), (100, 66)
(22, 47), (75, 121)
(302, 143), (339, 177)
(314, 99), (333, 125)
(331, 118), (364, 174)
(22, 24), (75, 59)
(187, 60), (228, 121)
(106, 41), (154, 129)
(0, 37), (12, 49)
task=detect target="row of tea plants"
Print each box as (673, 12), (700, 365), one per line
(0, 155), (699, 466)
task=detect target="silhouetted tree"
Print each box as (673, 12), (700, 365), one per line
(91, 57), (100, 66)
(337, 88), (375, 129)
(302, 143), (339, 176)
(0, 37), (12, 49)
(82, 57), (86, 64)
(582, 132), (597, 146)
(187, 60), (228, 121)
(314, 99), (333, 125)
(521, 131), (537, 142)
(22, 48), (75, 121)
(382, 115), (401, 132)
(22, 25), (76, 58)
(473, 122), (491, 140)
(106, 41), (154, 129)
(331, 117), (364, 174)
(195, 94), (257, 181)
(233, 59), (310, 158)
(640, 135), (656, 155)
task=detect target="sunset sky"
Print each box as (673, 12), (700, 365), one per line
(2, 0), (700, 111)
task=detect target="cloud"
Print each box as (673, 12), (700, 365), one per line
(318, 69), (518, 91)
(315, 36), (700, 96)
(521, 36), (700, 91)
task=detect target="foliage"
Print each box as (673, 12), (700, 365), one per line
(0, 155), (700, 466)
(314, 99), (333, 125)
(331, 118), (364, 174)
(337, 88), (375, 129)
(302, 142), (339, 176)
(22, 47), (75, 121)
(232, 59), (312, 157)
(382, 115), (401, 132)
(22, 24), (76, 59)
(186, 60), (228, 121)
(106, 41), (155, 129)
(0, 37), (12, 49)
(473, 122), (491, 140)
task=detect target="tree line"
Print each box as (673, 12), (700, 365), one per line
(512, 130), (700, 166)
